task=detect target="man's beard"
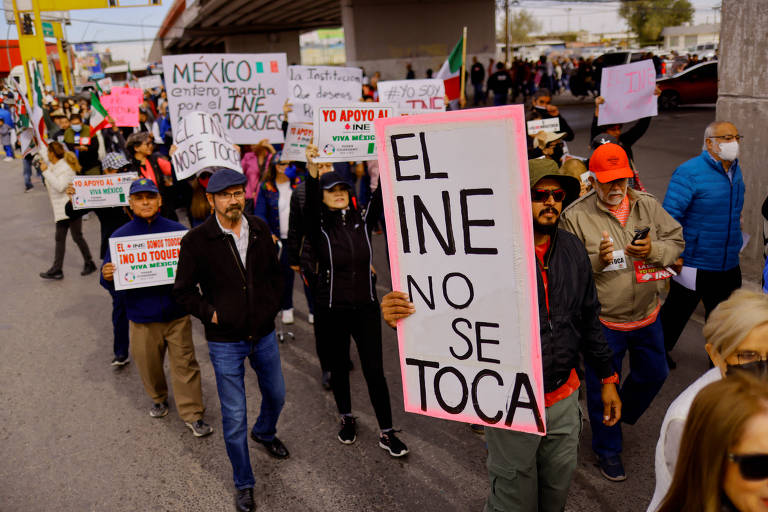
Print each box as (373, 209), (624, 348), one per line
(533, 207), (559, 236)
(224, 204), (243, 221)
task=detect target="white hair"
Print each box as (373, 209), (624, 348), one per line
(703, 121), (733, 150)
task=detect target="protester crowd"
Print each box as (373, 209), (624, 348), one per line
(3, 54), (767, 512)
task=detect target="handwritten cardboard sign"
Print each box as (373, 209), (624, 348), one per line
(374, 105), (546, 435)
(377, 79), (446, 114)
(598, 60), (658, 125)
(171, 111), (242, 181)
(110, 231), (188, 290)
(138, 74), (163, 90)
(162, 53), (289, 144)
(283, 122), (314, 162)
(526, 117), (560, 135)
(313, 103), (396, 162)
(287, 65), (363, 123)
(100, 87), (144, 127)
(72, 172), (138, 209)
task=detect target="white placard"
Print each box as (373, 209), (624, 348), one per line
(110, 230), (187, 290)
(376, 79), (446, 114)
(162, 53), (289, 144)
(283, 122), (313, 162)
(374, 105), (546, 434)
(138, 74), (163, 90)
(171, 111), (243, 181)
(287, 65), (363, 123)
(526, 117), (560, 135)
(72, 172), (138, 209)
(598, 60), (658, 125)
(313, 103), (396, 162)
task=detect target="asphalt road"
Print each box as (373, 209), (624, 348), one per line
(0, 100), (725, 512)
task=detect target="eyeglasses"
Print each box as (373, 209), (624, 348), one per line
(216, 190), (245, 201)
(728, 453), (768, 480)
(735, 351), (768, 365)
(531, 188), (566, 203)
(710, 135), (743, 142)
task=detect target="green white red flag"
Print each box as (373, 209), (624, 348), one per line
(436, 36), (464, 101)
(89, 91), (110, 135)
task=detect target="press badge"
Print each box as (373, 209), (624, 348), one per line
(602, 250), (627, 272)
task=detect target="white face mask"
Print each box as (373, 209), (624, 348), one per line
(716, 140), (739, 161)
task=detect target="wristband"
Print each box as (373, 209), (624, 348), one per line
(601, 373), (619, 385)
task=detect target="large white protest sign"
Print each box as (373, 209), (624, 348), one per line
(283, 122), (313, 162)
(171, 111), (242, 181)
(526, 117), (560, 135)
(374, 106), (546, 434)
(314, 103), (396, 162)
(138, 74), (163, 90)
(377, 79), (446, 114)
(162, 53), (288, 144)
(72, 172), (138, 209)
(598, 59), (658, 125)
(110, 231), (187, 291)
(287, 65), (362, 123)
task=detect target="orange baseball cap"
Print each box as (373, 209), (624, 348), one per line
(589, 143), (633, 183)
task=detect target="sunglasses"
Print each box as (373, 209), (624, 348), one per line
(729, 453), (768, 480)
(531, 188), (566, 203)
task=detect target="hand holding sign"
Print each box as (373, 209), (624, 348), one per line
(598, 60), (658, 126)
(380, 291), (416, 329)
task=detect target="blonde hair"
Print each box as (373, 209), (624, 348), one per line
(561, 158), (587, 180)
(48, 141), (82, 173)
(702, 289), (768, 360)
(658, 373), (768, 512)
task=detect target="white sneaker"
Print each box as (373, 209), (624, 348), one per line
(281, 309), (294, 324)
(308, 313), (314, 324)
(3, 156), (13, 162)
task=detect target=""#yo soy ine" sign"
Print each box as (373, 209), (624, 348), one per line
(374, 106), (546, 435)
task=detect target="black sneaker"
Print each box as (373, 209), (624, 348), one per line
(379, 429), (409, 457)
(81, 261), (97, 276)
(185, 419), (213, 437)
(149, 401), (169, 418)
(338, 415), (356, 444)
(39, 269), (63, 280)
(234, 487), (254, 512)
(111, 355), (130, 367)
(598, 455), (627, 482)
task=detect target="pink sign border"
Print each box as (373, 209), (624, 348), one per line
(374, 105), (546, 435)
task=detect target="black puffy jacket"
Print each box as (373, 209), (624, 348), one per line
(537, 228), (613, 393)
(303, 173), (382, 309)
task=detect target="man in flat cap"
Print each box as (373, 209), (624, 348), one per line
(173, 168), (287, 512)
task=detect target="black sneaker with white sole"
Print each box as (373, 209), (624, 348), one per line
(338, 415), (357, 444)
(185, 419), (213, 437)
(111, 356), (130, 367)
(379, 429), (409, 457)
(149, 401), (168, 418)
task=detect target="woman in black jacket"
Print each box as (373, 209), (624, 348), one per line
(303, 144), (408, 457)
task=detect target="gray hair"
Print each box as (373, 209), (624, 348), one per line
(702, 121), (732, 150)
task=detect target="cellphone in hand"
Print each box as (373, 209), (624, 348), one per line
(632, 227), (650, 244)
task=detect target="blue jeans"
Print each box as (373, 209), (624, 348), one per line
(108, 287), (129, 359)
(585, 316), (668, 459)
(4, 144), (13, 157)
(493, 92), (507, 106)
(208, 332), (286, 489)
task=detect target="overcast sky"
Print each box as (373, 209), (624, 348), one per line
(3, 0), (720, 66)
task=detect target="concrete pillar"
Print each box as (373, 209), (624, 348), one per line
(341, 0), (496, 80)
(717, 0), (768, 281)
(223, 31), (302, 65)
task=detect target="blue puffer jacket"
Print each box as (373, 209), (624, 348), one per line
(662, 151), (744, 272)
(254, 176), (303, 238)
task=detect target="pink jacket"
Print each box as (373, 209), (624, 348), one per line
(241, 152), (274, 200)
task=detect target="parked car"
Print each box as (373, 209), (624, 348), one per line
(656, 60), (718, 109)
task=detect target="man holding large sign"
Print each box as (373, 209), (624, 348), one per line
(101, 178), (213, 439)
(376, 107), (619, 512)
(162, 53), (288, 144)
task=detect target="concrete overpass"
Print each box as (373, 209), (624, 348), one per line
(150, 0), (496, 79)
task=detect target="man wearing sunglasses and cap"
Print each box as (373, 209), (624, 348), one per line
(381, 158), (620, 512)
(560, 142), (684, 482)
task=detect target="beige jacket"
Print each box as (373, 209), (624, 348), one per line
(560, 189), (684, 324)
(42, 159), (76, 222)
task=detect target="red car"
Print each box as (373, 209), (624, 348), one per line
(656, 61), (718, 109)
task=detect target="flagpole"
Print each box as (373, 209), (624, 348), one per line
(459, 26), (467, 108)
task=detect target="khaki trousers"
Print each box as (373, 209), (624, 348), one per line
(129, 315), (204, 422)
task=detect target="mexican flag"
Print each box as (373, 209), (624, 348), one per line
(29, 66), (47, 146)
(436, 35), (464, 101)
(89, 91), (110, 135)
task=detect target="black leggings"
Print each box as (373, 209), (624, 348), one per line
(314, 301), (392, 430)
(52, 217), (93, 272)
